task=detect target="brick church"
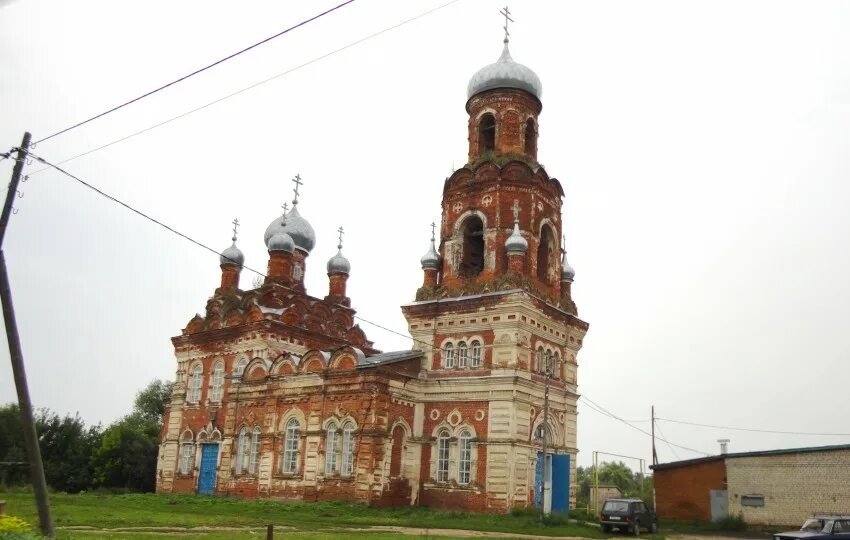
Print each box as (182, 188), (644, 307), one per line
(156, 28), (589, 513)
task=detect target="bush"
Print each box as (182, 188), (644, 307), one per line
(570, 508), (597, 522)
(0, 516), (31, 534)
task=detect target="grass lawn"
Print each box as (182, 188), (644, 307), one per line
(0, 490), (634, 539)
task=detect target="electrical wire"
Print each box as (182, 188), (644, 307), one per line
(657, 417), (850, 437)
(33, 0), (356, 145)
(580, 395), (711, 457)
(25, 0), (464, 176)
(654, 419), (681, 461)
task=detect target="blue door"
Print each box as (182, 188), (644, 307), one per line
(551, 454), (570, 513)
(198, 444), (219, 495)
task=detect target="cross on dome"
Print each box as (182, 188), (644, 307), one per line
(500, 5), (514, 43)
(291, 174), (303, 206)
(337, 226), (344, 249)
(430, 221), (436, 241)
(231, 217), (240, 242)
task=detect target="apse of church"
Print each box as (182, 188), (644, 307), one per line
(156, 16), (587, 514)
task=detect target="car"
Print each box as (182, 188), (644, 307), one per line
(599, 498), (658, 536)
(774, 514), (850, 540)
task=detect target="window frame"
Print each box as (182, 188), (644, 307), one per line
(325, 423), (338, 475)
(436, 430), (450, 482)
(248, 427), (261, 474)
(235, 427), (249, 474)
(188, 364), (203, 403)
(282, 418), (300, 474)
(210, 361), (224, 402)
(458, 341), (468, 368)
(470, 340), (481, 367)
(444, 343), (455, 368)
(458, 429), (473, 485)
(341, 422), (356, 477)
(179, 441), (194, 475)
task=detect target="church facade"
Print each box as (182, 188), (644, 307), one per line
(156, 34), (588, 513)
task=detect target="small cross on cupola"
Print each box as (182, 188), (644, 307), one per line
(500, 5), (513, 44)
(291, 174), (303, 206)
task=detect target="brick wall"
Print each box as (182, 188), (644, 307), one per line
(653, 459), (726, 521)
(726, 448), (850, 527)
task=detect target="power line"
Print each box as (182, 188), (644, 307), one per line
(580, 395), (711, 457)
(654, 419), (681, 461)
(657, 417), (850, 437)
(25, 0), (463, 175)
(33, 0), (356, 145)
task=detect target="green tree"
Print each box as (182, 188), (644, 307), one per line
(89, 379), (171, 492)
(0, 404), (27, 485)
(36, 409), (101, 493)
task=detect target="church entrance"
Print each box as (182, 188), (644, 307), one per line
(198, 444), (219, 495)
(535, 453), (570, 514)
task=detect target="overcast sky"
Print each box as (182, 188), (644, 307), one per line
(1, 0), (849, 468)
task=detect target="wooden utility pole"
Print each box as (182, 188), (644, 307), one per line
(651, 405), (658, 466)
(539, 352), (551, 521)
(0, 132), (54, 538)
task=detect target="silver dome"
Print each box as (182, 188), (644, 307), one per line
(420, 238), (440, 270)
(264, 205), (316, 254)
(505, 222), (528, 254)
(268, 231), (295, 253)
(220, 239), (244, 267)
(467, 41), (542, 100)
(561, 250), (575, 281)
(327, 249), (351, 274)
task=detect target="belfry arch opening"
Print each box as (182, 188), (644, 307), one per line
(524, 118), (536, 155)
(537, 224), (556, 283)
(459, 216), (485, 278)
(478, 113), (496, 154)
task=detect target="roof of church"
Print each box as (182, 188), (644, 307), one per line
(358, 349), (422, 368)
(467, 41), (542, 100)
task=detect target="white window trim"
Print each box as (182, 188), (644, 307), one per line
(282, 419), (300, 474)
(210, 361), (224, 402)
(341, 423), (355, 477)
(325, 424), (338, 475)
(444, 343), (455, 368)
(248, 427), (261, 474)
(188, 364), (203, 403)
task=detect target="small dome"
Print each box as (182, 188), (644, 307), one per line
(561, 251), (575, 281)
(220, 239), (244, 267)
(467, 41), (542, 100)
(268, 231), (295, 253)
(505, 222), (528, 254)
(327, 249), (351, 274)
(264, 205), (315, 254)
(420, 239), (440, 270)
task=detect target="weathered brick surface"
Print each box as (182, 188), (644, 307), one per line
(653, 459), (726, 521)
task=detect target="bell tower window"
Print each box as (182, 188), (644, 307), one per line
(537, 224), (556, 283)
(478, 113), (496, 153)
(524, 118), (536, 155)
(459, 216), (485, 278)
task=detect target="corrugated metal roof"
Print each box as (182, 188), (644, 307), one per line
(650, 443), (850, 471)
(357, 349), (422, 368)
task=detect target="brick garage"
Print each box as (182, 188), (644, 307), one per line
(651, 444), (850, 527)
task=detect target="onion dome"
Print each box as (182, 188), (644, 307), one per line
(561, 250), (575, 281)
(268, 231), (295, 253)
(220, 237), (244, 266)
(327, 249), (350, 274)
(505, 221), (528, 254)
(264, 204), (316, 254)
(420, 224), (441, 270)
(467, 40), (542, 100)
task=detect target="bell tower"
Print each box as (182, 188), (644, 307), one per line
(401, 12), (588, 512)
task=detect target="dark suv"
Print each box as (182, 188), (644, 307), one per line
(600, 498), (657, 535)
(775, 515), (850, 540)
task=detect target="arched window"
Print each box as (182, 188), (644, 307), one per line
(459, 216), (484, 278)
(234, 357), (248, 378)
(282, 419), (300, 474)
(235, 427), (249, 474)
(325, 423), (338, 474)
(458, 430), (473, 485)
(210, 361), (224, 402)
(524, 118), (536, 155)
(537, 225), (556, 283)
(478, 113), (496, 153)
(248, 427), (261, 474)
(536, 347), (544, 373)
(188, 364), (203, 403)
(471, 340), (482, 367)
(341, 422), (356, 477)
(436, 429), (450, 482)
(458, 341), (468, 368)
(179, 431), (194, 475)
(553, 351), (561, 379)
(444, 343), (455, 368)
